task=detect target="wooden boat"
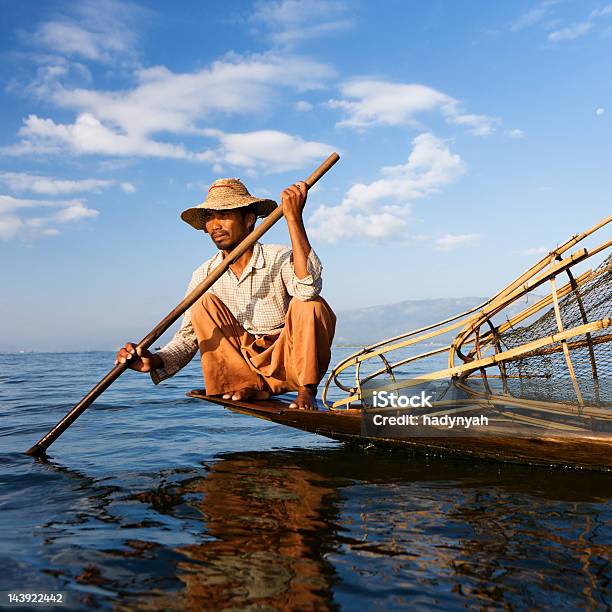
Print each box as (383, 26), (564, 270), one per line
(187, 390), (612, 471)
(188, 216), (611, 472)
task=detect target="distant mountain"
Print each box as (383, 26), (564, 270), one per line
(334, 295), (543, 345)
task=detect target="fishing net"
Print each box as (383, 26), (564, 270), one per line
(322, 216), (611, 412)
(491, 253), (611, 405)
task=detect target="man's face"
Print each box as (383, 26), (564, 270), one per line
(203, 209), (255, 251)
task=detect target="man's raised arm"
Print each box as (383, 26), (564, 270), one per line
(282, 181), (312, 280)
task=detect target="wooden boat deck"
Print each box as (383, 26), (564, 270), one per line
(187, 390), (612, 472)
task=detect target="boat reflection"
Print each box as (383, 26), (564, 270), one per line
(26, 449), (610, 609)
(117, 449), (610, 610)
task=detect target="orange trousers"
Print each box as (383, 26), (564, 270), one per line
(191, 293), (336, 396)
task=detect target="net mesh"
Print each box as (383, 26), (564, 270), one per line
(322, 219), (611, 414)
(481, 253), (612, 405)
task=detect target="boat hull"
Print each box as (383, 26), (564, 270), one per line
(187, 390), (612, 472)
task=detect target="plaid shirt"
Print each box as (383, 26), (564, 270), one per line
(151, 243), (322, 384)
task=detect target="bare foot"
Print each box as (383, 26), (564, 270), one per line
(222, 388), (270, 402)
(289, 385), (317, 410)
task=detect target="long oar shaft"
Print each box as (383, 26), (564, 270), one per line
(26, 153), (340, 457)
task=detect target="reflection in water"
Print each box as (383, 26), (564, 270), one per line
(8, 450), (611, 610)
(130, 456), (340, 610)
(34, 450), (611, 610)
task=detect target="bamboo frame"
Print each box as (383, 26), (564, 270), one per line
(548, 255), (584, 406)
(322, 215), (611, 411)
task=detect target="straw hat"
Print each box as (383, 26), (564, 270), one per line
(181, 178), (277, 231)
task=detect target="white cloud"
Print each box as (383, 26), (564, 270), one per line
(54, 202), (99, 222)
(0, 194), (98, 241)
(4, 53), (335, 160)
(50, 54), (333, 136)
(446, 112), (499, 137)
(522, 246), (549, 256)
(330, 81), (450, 128)
(250, 0), (353, 47)
(4, 113), (194, 159)
(121, 182), (136, 193)
(33, 22), (117, 62)
(4, 115), (336, 174)
(10, 58), (93, 101)
(434, 233), (480, 251)
(596, 107), (605, 116)
(511, 0), (558, 31)
(548, 22), (592, 41)
(295, 100), (314, 111)
(512, 2), (611, 42)
(0, 194), (60, 213)
(308, 133), (465, 243)
(329, 79), (499, 135)
(591, 4), (612, 18)
(506, 128), (525, 138)
(0, 216), (23, 241)
(0, 172), (115, 195)
(28, 0), (145, 64)
(0, 194), (90, 214)
(203, 129), (335, 173)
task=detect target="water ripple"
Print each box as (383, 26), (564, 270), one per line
(0, 351), (610, 610)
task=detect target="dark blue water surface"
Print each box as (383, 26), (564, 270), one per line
(0, 350), (610, 610)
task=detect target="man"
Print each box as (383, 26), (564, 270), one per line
(115, 178), (336, 410)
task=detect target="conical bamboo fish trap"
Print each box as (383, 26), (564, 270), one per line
(322, 215), (611, 420)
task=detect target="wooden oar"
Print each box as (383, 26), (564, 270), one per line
(26, 152), (340, 457)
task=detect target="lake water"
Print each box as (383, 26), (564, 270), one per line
(0, 350), (610, 610)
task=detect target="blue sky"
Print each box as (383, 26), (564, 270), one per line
(0, 0), (610, 351)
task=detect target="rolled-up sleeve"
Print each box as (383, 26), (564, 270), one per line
(281, 248), (323, 301)
(150, 275), (200, 384)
